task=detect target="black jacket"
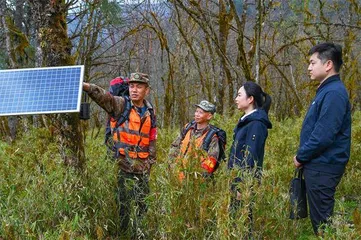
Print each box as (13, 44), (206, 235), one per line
(228, 109), (272, 170)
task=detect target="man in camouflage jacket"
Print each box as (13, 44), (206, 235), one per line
(169, 100), (220, 180)
(83, 72), (156, 238)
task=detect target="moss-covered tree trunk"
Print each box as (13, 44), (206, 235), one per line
(0, 0), (18, 141)
(29, 0), (85, 170)
(218, 0), (234, 115)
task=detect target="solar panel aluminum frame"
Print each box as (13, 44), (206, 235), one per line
(0, 65), (84, 117)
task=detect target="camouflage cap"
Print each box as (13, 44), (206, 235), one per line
(129, 72), (149, 85)
(195, 100), (216, 114)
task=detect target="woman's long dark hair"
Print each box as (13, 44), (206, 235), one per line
(243, 81), (272, 114)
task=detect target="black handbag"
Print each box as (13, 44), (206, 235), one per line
(289, 168), (308, 219)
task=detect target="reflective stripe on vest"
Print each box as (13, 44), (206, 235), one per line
(110, 108), (151, 159)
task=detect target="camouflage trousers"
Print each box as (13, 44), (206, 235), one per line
(117, 170), (150, 239)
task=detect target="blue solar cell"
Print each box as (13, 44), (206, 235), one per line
(0, 65), (84, 116)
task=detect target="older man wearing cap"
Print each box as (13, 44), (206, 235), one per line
(169, 100), (225, 180)
(83, 72), (156, 238)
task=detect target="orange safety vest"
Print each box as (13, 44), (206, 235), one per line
(110, 108), (151, 159)
(180, 129), (207, 155)
(179, 128), (218, 174)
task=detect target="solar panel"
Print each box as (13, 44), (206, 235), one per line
(0, 65), (84, 116)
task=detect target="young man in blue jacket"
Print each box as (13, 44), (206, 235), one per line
(293, 42), (351, 235)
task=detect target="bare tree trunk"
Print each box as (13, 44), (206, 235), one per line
(218, 0), (230, 114)
(254, 0), (262, 84)
(142, 11), (175, 127)
(229, 0), (253, 83)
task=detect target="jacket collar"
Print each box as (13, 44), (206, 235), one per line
(317, 74), (340, 93)
(241, 109), (257, 121)
(190, 121), (210, 135)
(130, 99), (153, 110)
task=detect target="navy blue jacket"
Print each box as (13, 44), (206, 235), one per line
(228, 109), (272, 170)
(296, 74), (351, 174)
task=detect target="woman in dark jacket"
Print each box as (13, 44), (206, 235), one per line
(228, 81), (272, 172)
(228, 81), (272, 236)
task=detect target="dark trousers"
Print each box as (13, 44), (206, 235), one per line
(117, 170), (149, 238)
(303, 168), (343, 234)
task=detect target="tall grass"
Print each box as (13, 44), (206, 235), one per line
(1, 112), (361, 239)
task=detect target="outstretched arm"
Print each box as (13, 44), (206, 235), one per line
(82, 82), (125, 117)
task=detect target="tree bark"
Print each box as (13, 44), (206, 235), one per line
(254, 0), (262, 84)
(0, 0), (19, 141)
(29, 0), (86, 170)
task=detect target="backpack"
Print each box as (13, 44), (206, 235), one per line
(181, 120), (227, 169)
(104, 77), (156, 152)
(109, 77), (129, 97)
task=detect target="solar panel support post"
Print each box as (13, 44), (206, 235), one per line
(79, 92), (90, 120)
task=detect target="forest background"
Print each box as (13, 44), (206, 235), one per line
(0, 0), (361, 239)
